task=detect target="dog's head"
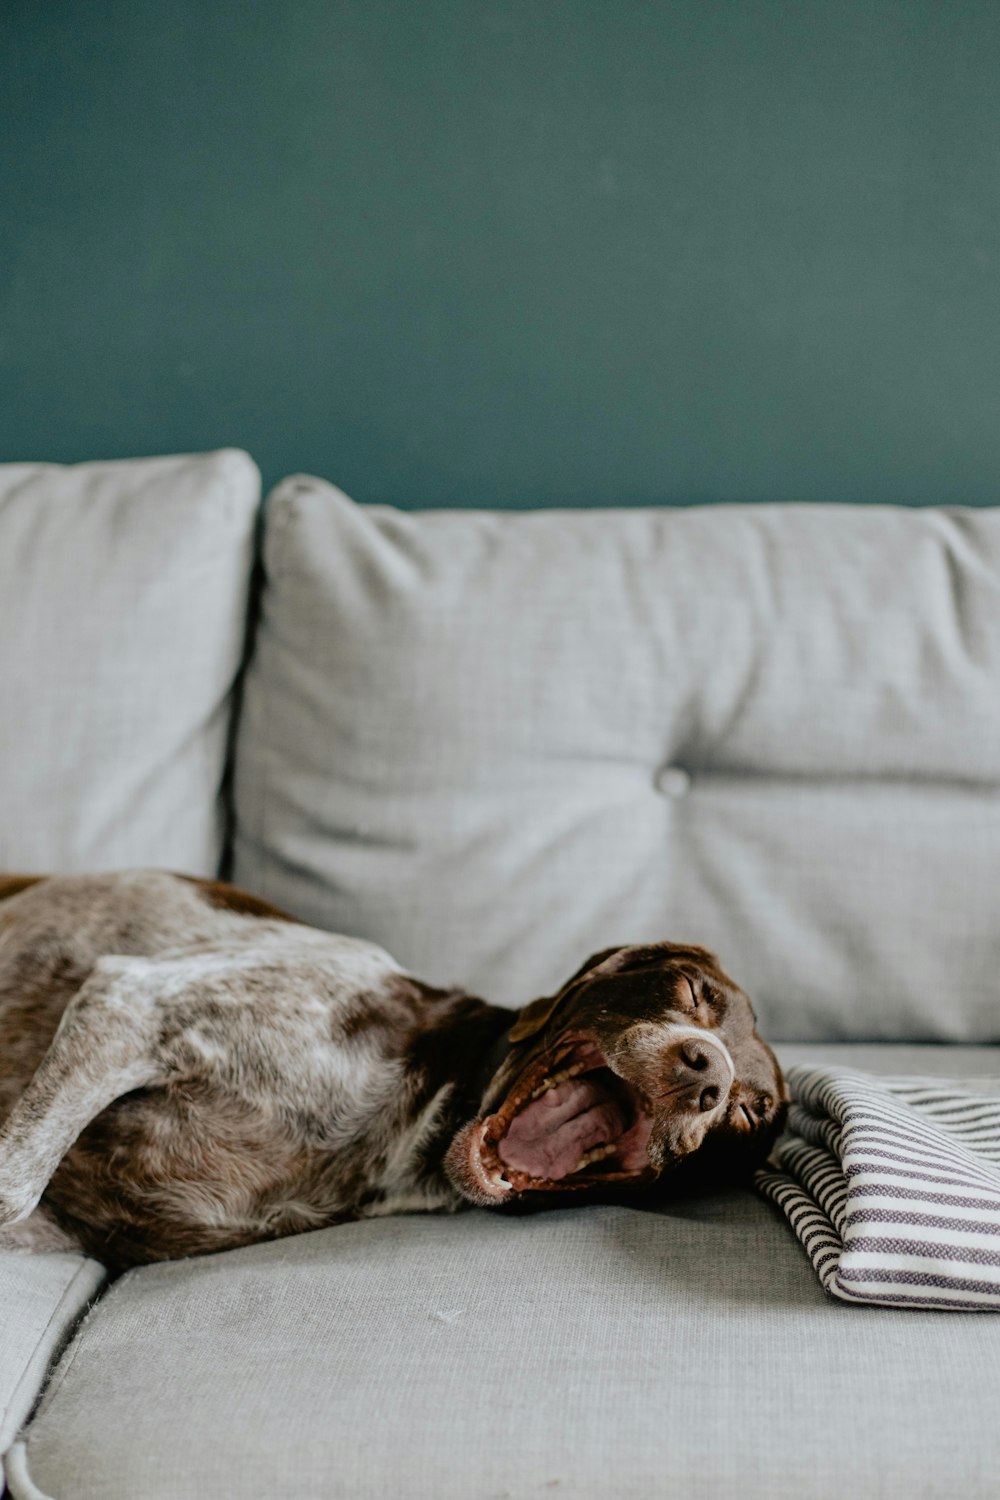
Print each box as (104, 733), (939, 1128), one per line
(445, 943), (787, 1205)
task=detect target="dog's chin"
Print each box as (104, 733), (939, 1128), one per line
(444, 1036), (659, 1206)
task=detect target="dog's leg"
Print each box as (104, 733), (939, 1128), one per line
(0, 956), (165, 1226)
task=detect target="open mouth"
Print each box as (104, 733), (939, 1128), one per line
(473, 1039), (655, 1197)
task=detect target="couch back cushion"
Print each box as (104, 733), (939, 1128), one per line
(233, 478), (1000, 1041)
(0, 450), (259, 876)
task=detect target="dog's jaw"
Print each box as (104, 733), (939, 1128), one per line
(445, 1118), (514, 1203)
(443, 1036), (659, 1206)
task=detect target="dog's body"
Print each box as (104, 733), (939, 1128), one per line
(0, 871), (786, 1270)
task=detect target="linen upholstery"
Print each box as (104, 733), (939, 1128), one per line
(10, 1045), (1000, 1500)
(0, 450), (260, 876)
(233, 478), (1000, 1041)
(0, 1252), (104, 1468)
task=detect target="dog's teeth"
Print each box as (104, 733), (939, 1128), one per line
(572, 1143), (616, 1173)
(532, 1068), (568, 1099)
(531, 1062), (592, 1102)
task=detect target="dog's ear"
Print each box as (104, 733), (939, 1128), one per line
(507, 993), (566, 1043)
(508, 946), (625, 1043)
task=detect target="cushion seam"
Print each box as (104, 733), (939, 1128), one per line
(0, 1258), (105, 1454)
(254, 490), (299, 884)
(11, 1264), (111, 1448)
(4, 1436), (56, 1500)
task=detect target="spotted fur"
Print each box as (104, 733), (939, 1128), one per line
(0, 872), (785, 1270)
(0, 872), (511, 1268)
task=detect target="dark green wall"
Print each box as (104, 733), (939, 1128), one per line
(3, 1), (1000, 507)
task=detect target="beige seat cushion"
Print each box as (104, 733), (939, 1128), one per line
(9, 1046), (999, 1500)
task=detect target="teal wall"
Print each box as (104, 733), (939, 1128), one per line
(3, 1), (1000, 507)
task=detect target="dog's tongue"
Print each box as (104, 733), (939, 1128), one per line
(498, 1077), (625, 1180)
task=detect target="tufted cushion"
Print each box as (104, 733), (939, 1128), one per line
(233, 478), (1000, 1041)
(0, 450), (260, 876)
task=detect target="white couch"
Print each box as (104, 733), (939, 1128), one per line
(1, 451), (998, 1499)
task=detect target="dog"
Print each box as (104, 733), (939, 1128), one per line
(0, 871), (787, 1270)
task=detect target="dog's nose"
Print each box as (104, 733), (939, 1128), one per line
(671, 1038), (732, 1112)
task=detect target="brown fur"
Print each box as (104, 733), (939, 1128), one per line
(0, 872), (786, 1271)
(0, 876), (44, 903)
(177, 875), (303, 924)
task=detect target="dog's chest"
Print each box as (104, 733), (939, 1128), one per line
(356, 1081), (462, 1219)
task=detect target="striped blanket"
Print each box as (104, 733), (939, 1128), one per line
(756, 1066), (1000, 1311)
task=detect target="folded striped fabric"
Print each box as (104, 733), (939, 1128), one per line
(756, 1066), (1000, 1311)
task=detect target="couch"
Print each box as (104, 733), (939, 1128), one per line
(1, 449), (997, 1500)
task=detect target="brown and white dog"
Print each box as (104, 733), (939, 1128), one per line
(0, 871), (786, 1270)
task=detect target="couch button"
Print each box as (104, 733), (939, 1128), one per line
(655, 764), (691, 799)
